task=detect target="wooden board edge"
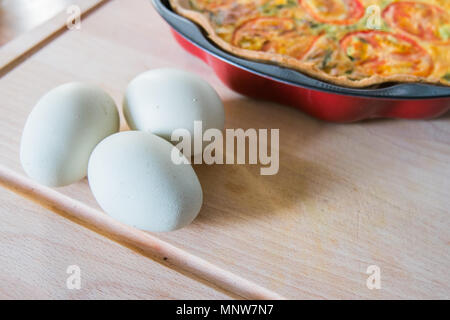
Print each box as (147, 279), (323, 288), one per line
(0, 0), (109, 77)
(0, 164), (286, 300)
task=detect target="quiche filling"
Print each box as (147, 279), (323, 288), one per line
(170, 0), (450, 87)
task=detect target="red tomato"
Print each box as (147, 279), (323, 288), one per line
(232, 17), (318, 59)
(340, 31), (433, 77)
(382, 1), (450, 43)
(299, 0), (364, 25)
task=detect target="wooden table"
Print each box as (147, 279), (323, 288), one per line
(0, 0), (449, 299)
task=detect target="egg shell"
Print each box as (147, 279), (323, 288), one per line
(20, 82), (120, 187)
(123, 68), (225, 156)
(87, 131), (203, 232)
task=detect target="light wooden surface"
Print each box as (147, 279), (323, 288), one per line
(0, 0), (449, 299)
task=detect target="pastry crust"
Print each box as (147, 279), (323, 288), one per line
(169, 0), (450, 88)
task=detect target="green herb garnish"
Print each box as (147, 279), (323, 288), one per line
(321, 50), (333, 70)
(358, 37), (369, 44)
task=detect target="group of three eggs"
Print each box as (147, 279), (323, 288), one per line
(20, 69), (225, 232)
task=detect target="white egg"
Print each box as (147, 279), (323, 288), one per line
(123, 68), (224, 156)
(20, 82), (120, 187)
(87, 131), (203, 232)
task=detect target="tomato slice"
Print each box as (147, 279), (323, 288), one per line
(382, 2), (450, 43)
(232, 17), (318, 59)
(340, 31), (433, 77)
(299, 0), (364, 25)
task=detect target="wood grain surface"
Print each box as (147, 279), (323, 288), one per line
(0, 186), (228, 299)
(0, 0), (106, 73)
(0, 0), (449, 299)
(0, 0), (75, 46)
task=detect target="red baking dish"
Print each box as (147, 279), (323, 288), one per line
(153, 0), (450, 122)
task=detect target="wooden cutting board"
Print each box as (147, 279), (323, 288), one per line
(0, 0), (449, 299)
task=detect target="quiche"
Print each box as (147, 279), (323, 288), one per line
(169, 0), (450, 87)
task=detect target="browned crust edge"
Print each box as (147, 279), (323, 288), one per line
(169, 0), (448, 88)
